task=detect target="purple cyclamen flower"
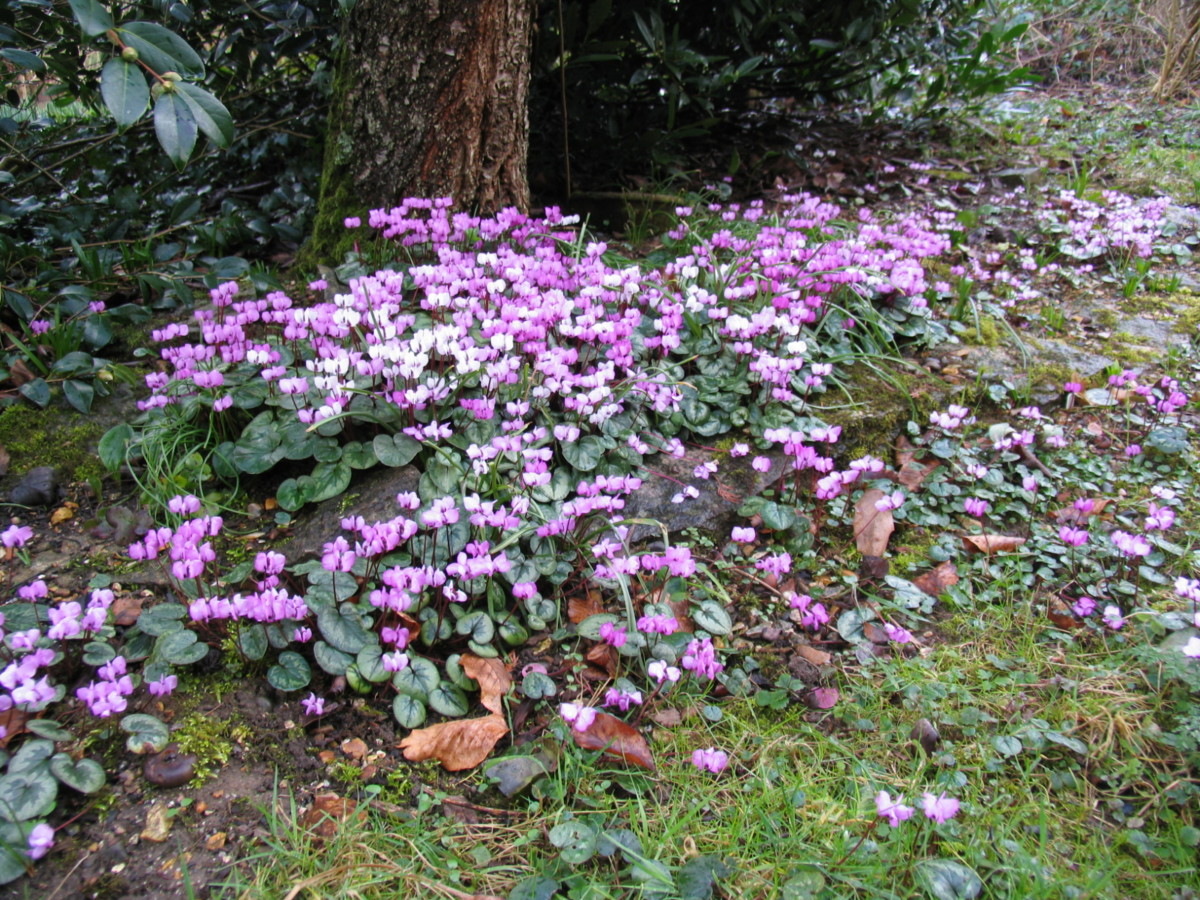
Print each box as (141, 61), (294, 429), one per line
(1059, 526), (1088, 547)
(26, 823), (53, 860)
(922, 792), (960, 823)
(1072, 596), (1096, 617)
(1125, 444), (1142, 458)
(1, 525), (33, 549)
(559, 702), (597, 732)
(751, 456), (771, 473)
(875, 791), (915, 827)
(1182, 636), (1200, 658)
(963, 497), (990, 517)
(603, 687), (643, 711)
(691, 747), (729, 774)
(598, 621), (627, 648)
(681, 637), (724, 680)
(302, 693), (325, 716)
(883, 623), (913, 644)
(147, 674), (178, 697)
(1111, 530), (1151, 558)
(1102, 605), (1125, 630)
(874, 490), (905, 512)
(647, 659), (681, 684)
(730, 526), (756, 542)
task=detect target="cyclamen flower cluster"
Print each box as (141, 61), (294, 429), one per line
(875, 790), (961, 827)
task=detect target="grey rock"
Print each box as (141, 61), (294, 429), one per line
(10, 466), (59, 506)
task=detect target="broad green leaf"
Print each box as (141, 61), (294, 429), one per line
(49, 754), (105, 794)
(7, 741), (54, 778)
(26, 720), (71, 742)
(428, 683), (470, 717)
(121, 713), (170, 753)
(0, 773), (56, 821)
(306, 460), (351, 504)
(392, 694), (426, 729)
(237, 623), (268, 661)
(317, 605), (369, 654)
(548, 820), (597, 865)
(342, 441), (377, 469)
(992, 735), (1022, 757)
(0, 48), (44, 72)
(154, 91), (197, 169)
(373, 433), (421, 467)
(100, 58), (149, 127)
(314, 641), (353, 675)
(63, 379), (95, 414)
(275, 477), (306, 510)
(508, 877), (559, 900)
(134, 604), (185, 637)
(83, 314), (113, 348)
(157, 628), (207, 665)
(520, 671), (557, 699)
(118, 22), (204, 77)
(677, 854), (731, 900)
(393, 655), (438, 699)
(562, 435), (604, 471)
(355, 643), (391, 683)
(19, 378), (50, 408)
(98, 424), (133, 472)
(68, 0), (114, 36)
(914, 859), (983, 899)
(455, 611), (495, 644)
(692, 599), (732, 636)
(267, 651), (312, 692)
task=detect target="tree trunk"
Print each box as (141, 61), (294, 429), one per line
(301, 0), (534, 267)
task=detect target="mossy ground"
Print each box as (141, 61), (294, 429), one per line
(0, 403), (105, 484)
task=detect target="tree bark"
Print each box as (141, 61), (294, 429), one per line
(302, 0), (534, 265)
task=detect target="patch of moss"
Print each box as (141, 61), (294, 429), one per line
(1094, 307), (1120, 329)
(0, 404), (105, 484)
(1104, 333), (1157, 366)
(173, 712), (252, 782)
(822, 363), (943, 463)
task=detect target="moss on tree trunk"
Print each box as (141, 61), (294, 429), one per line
(298, 0), (535, 272)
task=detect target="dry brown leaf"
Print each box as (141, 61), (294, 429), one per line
(340, 737), (367, 760)
(650, 708), (683, 727)
(398, 714), (508, 771)
(8, 359), (35, 386)
(862, 621), (891, 644)
(111, 592), (149, 627)
(49, 506), (73, 525)
(461, 654), (512, 714)
(0, 708), (29, 748)
(912, 562), (960, 597)
(568, 589), (606, 624)
(1047, 606), (1084, 631)
(585, 642), (617, 677)
(299, 793), (365, 839)
(961, 534), (1027, 555)
(854, 490), (894, 557)
(571, 712), (655, 770)
(794, 645), (832, 667)
(895, 437), (940, 490)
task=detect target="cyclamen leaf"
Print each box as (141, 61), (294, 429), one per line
(49, 754), (105, 794)
(0, 773), (56, 821)
(915, 858), (983, 900)
(100, 58), (149, 127)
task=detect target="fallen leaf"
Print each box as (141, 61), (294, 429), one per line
(8, 359), (35, 386)
(571, 712), (655, 770)
(299, 793), (365, 839)
(568, 589), (606, 623)
(854, 490), (894, 556)
(586, 642), (617, 677)
(49, 506), (73, 525)
(111, 593), (149, 627)
(340, 737), (367, 760)
(205, 832), (227, 851)
(862, 622), (891, 644)
(461, 654), (512, 714)
(317, 750), (336, 764)
(1047, 604), (1084, 630)
(794, 645), (832, 667)
(141, 803), (173, 842)
(0, 708), (29, 747)
(910, 718), (940, 753)
(398, 714), (509, 771)
(912, 562), (959, 596)
(962, 534), (1027, 554)
(650, 708), (683, 727)
(895, 436), (940, 490)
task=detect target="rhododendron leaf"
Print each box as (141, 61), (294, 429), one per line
(119, 22), (205, 77)
(570, 712), (654, 769)
(392, 695), (426, 729)
(373, 433), (420, 467)
(397, 713), (508, 770)
(317, 605), (369, 654)
(236, 623), (268, 661)
(548, 820), (597, 865)
(915, 858), (982, 899)
(69, 0), (114, 36)
(154, 92), (197, 169)
(173, 82), (233, 148)
(393, 655), (439, 699)
(0, 773), (56, 821)
(98, 423), (134, 472)
(100, 58), (149, 128)
(19, 378), (50, 408)
(314, 641), (352, 675)
(49, 754), (105, 794)
(267, 651), (312, 692)
(121, 714), (169, 753)
(692, 600), (732, 636)
(428, 683), (470, 717)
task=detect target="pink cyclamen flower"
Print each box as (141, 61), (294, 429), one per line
(147, 674), (178, 697)
(26, 823), (54, 860)
(559, 702), (597, 732)
(751, 456), (771, 473)
(963, 498), (990, 517)
(1182, 636), (1200, 658)
(1072, 596), (1096, 617)
(1125, 444), (1142, 458)
(1059, 526), (1088, 547)
(1102, 605), (1125, 630)
(302, 693), (325, 716)
(730, 526), (756, 543)
(1, 525), (33, 548)
(875, 791), (915, 827)
(598, 621), (627, 648)
(883, 623), (913, 644)
(1064, 382), (1082, 394)
(691, 747), (729, 774)
(922, 792), (960, 823)
(874, 490), (904, 512)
